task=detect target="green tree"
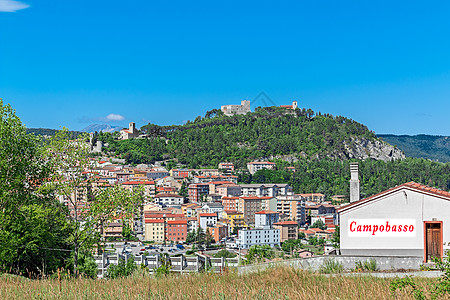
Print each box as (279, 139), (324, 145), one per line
(43, 129), (144, 277)
(0, 100), (72, 277)
(331, 226), (340, 248)
(310, 219), (327, 230)
(105, 257), (137, 279)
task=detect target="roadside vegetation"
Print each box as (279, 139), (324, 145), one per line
(0, 267), (439, 299)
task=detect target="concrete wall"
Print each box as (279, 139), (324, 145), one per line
(340, 188), (450, 258)
(237, 255), (424, 275)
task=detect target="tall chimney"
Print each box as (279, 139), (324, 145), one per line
(350, 162), (360, 203)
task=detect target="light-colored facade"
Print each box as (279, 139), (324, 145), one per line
(221, 100), (251, 116)
(339, 182), (450, 261)
(240, 183), (291, 197)
(273, 221), (299, 242)
(144, 219), (165, 242)
(198, 213), (218, 231)
(154, 193), (184, 207)
(255, 210), (279, 229)
(120, 122), (139, 140)
(247, 161), (276, 175)
(276, 194), (306, 224)
(216, 184), (241, 198)
(236, 228), (280, 249)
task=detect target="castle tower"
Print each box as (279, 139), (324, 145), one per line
(129, 122), (136, 133)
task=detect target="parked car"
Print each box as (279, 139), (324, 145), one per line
(176, 244), (185, 250)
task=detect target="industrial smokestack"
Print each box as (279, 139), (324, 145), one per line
(350, 162), (360, 203)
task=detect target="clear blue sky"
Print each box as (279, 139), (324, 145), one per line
(1, 0), (449, 135)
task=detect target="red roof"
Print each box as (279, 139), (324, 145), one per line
(273, 221), (298, 225)
(122, 181), (155, 185)
(248, 161), (276, 165)
(145, 219), (165, 224)
(240, 196), (272, 200)
(167, 214), (186, 219)
(154, 193), (183, 198)
(222, 197), (239, 200)
(255, 210), (279, 215)
(338, 181), (450, 213)
(199, 213), (217, 217)
(167, 220), (187, 225)
(209, 181), (235, 185)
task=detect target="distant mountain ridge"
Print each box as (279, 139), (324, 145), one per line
(81, 124), (122, 133)
(378, 134), (450, 163)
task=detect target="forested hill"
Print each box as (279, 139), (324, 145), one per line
(378, 134), (450, 163)
(26, 128), (83, 138)
(98, 106), (403, 168)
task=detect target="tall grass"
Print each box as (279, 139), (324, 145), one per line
(0, 267), (436, 299)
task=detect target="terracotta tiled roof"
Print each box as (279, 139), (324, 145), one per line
(199, 213), (217, 217)
(122, 180), (154, 185)
(145, 219), (165, 224)
(338, 181), (450, 213)
(255, 210), (279, 215)
(154, 193), (183, 198)
(273, 221), (298, 225)
(167, 220), (187, 225)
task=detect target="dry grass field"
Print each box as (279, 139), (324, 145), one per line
(0, 267), (438, 299)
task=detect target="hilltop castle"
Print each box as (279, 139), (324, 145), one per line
(221, 100), (251, 116)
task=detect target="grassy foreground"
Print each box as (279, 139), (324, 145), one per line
(0, 267), (437, 299)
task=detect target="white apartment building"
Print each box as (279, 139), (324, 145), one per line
(247, 161), (276, 175)
(154, 193), (184, 207)
(237, 211), (281, 249)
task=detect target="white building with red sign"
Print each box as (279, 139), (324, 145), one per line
(338, 181), (450, 262)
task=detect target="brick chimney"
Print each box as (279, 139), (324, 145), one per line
(350, 162), (360, 203)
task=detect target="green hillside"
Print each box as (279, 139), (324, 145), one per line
(378, 134), (450, 163)
(99, 106), (382, 168)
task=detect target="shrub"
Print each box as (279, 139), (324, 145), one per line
(106, 258), (137, 279)
(319, 259), (343, 274)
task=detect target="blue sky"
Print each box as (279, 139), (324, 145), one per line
(1, 0), (449, 135)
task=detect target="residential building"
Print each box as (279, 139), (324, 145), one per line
(208, 225), (228, 243)
(273, 221), (298, 242)
(144, 219), (165, 242)
(223, 210), (246, 231)
(216, 184), (241, 198)
(165, 220), (188, 242)
(202, 202), (224, 215)
(276, 194), (306, 224)
(154, 193), (184, 207)
(239, 196), (263, 226)
(236, 228), (280, 249)
(121, 180), (155, 201)
(188, 183), (209, 202)
(246, 161), (276, 175)
(255, 210), (279, 228)
(240, 183), (291, 197)
(222, 197), (240, 212)
(300, 193), (326, 203)
(198, 213), (218, 231)
(218, 162), (234, 175)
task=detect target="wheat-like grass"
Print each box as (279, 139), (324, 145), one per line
(0, 267), (437, 299)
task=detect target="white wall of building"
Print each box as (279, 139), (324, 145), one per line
(340, 188), (450, 257)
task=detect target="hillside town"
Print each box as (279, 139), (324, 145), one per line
(74, 156), (340, 276)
